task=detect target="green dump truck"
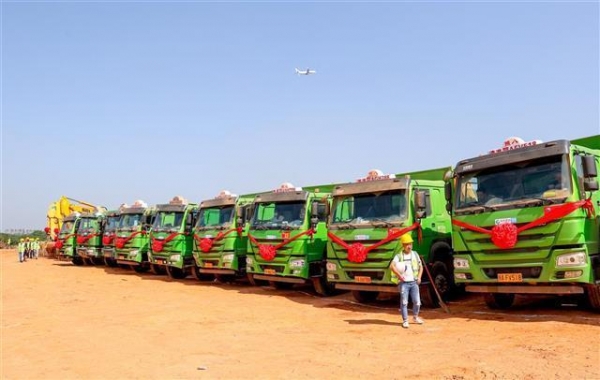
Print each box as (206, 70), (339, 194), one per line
(75, 211), (106, 265)
(449, 136), (600, 310)
(114, 201), (156, 273)
(148, 196), (197, 279)
(101, 209), (121, 267)
(191, 190), (255, 283)
(326, 169), (453, 305)
(246, 182), (334, 295)
(55, 212), (82, 264)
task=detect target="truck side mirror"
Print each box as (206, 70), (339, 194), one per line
(311, 202), (319, 217)
(582, 155), (598, 178)
(236, 206), (245, 226)
(414, 190), (426, 210)
(444, 182), (452, 202)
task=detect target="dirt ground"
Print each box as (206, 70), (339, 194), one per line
(1, 249), (599, 380)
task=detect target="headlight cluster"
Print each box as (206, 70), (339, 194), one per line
(289, 259), (305, 268)
(453, 257), (470, 269)
(128, 250), (139, 258)
(246, 257), (253, 265)
(170, 254), (181, 262)
(326, 262), (337, 271)
(222, 254), (234, 263)
(556, 252), (586, 267)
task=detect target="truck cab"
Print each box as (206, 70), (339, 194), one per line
(114, 200), (156, 273)
(101, 209), (121, 267)
(148, 196), (197, 279)
(55, 213), (82, 264)
(449, 136), (600, 309)
(75, 211), (106, 265)
(245, 182), (333, 295)
(326, 169), (453, 305)
(191, 190), (254, 283)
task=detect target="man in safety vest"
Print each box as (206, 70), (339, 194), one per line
(390, 233), (424, 328)
(17, 238), (25, 263)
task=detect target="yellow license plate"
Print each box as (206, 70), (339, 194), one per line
(355, 276), (372, 284)
(265, 269), (276, 275)
(205, 263), (213, 268)
(118, 255), (125, 259)
(498, 273), (522, 282)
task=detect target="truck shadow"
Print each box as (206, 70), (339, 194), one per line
(76, 262), (600, 326)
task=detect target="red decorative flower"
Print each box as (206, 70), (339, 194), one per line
(491, 223), (518, 249)
(258, 245), (277, 261)
(55, 240), (64, 250)
(103, 235), (114, 245)
(200, 238), (213, 253)
(348, 243), (368, 263)
(115, 237), (126, 249)
(76, 236), (86, 244)
(152, 239), (165, 252)
(44, 227), (50, 234)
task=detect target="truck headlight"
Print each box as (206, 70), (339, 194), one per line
(290, 259), (305, 268)
(170, 254), (181, 262)
(246, 257), (253, 265)
(222, 254), (234, 263)
(454, 257), (470, 269)
(556, 252), (586, 267)
(326, 262), (337, 271)
(128, 250), (139, 258)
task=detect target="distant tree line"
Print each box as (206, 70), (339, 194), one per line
(0, 230), (46, 248)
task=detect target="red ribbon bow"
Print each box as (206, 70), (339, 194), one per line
(151, 232), (184, 252)
(76, 233), (100, 245)
(102, 234), (115, 245)
(194, 227), (242, 253)
(327, 222), (421, 263)
(248, 229), (315, 261)
(115, 231), (146, 249)
(452, 198), (594, 249)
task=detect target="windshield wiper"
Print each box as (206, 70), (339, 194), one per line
(369, 218), (395, 228)
(252, 225), (268, 230)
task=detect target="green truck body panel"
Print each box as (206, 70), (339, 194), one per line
(326, 168), (452, 294)
(192, 193), (255, 277)
(451, 136), (600, 299)
(245, 183), (334, 285)
(148, 200), (198, 270)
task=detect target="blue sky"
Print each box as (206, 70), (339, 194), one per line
(2, 2), (599, 230)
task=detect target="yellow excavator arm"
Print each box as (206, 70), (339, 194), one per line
(46, 196), (106, 240)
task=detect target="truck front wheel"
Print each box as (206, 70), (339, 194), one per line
(484, 293), (515, 309)
(166, 266), (187, 279)
(585, 284), (600, 311)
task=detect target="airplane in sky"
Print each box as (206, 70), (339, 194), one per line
(295, 68), (316, 75)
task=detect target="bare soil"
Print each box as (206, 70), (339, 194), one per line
(1, 249), (599, 379)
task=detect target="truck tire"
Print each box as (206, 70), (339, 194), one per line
(312, 276), (335, 296)
(72, 257), (84, 266)
(585, 284), (600, 311)
(150, 264), (166, 275)
(430, 261), (451, 299)
(420, 283), (438, 308)
(191, 266), (213, 281)
(247, 274), (268, 287)
(215, 274), (236, 284)
(484, 293), (515, 309)
(166, 266), (187, 279)
(131, 264), (149, 273)
(104, 257), (118, 267)
(351, 290), (378, 303)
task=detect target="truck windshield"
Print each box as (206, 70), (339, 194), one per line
(77, 218), (98, 233)
(152, 212), (184, 232)
(120, 214), (143, 231)
(455, 155), (571, 210)
(60, 221), (74, 234)
(196, 206), (234, 230)
(251, 201), (305, 229)
(330, 190), (407, 225)
(105, 216), (120, 233)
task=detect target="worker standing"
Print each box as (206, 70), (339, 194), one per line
(18, 238), (25, 262)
